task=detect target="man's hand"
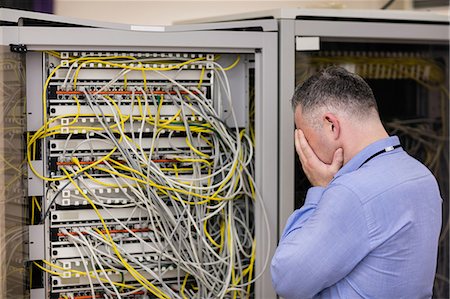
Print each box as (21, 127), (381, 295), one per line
(295, 129), (344, 187)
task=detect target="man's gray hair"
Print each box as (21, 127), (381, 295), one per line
(291, 66), (379, 123)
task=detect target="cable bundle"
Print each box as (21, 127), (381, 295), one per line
(28, 52), (266, 299)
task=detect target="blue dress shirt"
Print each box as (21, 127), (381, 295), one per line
(271, 136), (442, 299)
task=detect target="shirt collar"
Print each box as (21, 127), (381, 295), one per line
(334, 136), (402, 179)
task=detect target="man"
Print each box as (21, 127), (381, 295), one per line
(271, 66), (442, 299)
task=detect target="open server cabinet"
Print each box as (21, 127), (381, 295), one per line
(279, 11), (450, 299)
(177, 8), (450, 298)
(0, 8), (278, 299)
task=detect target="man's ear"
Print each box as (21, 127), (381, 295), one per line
(323, 113), (340, 140)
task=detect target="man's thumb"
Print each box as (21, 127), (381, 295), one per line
(331, 148), (344, 170)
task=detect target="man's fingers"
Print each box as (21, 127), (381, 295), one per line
(294, 129), (306, 163)
(296, 129), (316, 161)
(331, 148), (344, 171)
(294, 129), (301, 155)
(294, 130), (343, 187)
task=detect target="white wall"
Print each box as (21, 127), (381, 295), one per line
(54, 0), (415, 26)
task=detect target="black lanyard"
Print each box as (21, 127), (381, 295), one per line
(360, 144), (402, 168)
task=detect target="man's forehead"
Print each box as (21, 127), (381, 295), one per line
(294, 105), (303, 116)
(294, 106), (307, 130)
(294, 106), (306, 120)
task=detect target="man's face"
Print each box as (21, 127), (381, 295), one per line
(294, 106), (335, 164)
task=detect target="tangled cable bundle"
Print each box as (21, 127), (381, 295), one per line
(28, 52), (265, 299)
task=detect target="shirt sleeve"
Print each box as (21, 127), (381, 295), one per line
(280, 187), (325, 240)
(271, 184), (371, 299)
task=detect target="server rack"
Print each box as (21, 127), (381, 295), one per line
(176, 8), (450, 298)
(0, 9), (278, 299)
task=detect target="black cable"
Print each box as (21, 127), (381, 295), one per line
(359, 144), (402, 169)
(40, 177), (76, 224)
(381, 0), (396, 9)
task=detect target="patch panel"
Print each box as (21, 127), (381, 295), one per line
(51, 269), (180, 292)
(48, 137), (210, 156)
(296, 51), (445, 84)
(51, 176), (210, 207)
(50, 207), (151, 226)
(50, 239), (164, 260)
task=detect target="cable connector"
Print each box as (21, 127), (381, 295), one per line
(9, 44), (27, 53)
